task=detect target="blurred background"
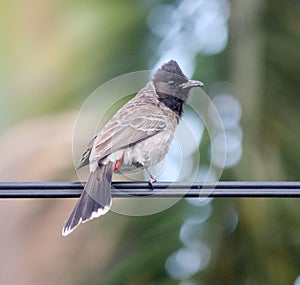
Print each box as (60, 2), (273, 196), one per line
(0, 0), (300, 284)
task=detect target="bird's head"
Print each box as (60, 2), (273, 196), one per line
(153, 60), (204, 116)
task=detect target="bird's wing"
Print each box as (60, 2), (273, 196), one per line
(76, 135), (97, 169)
(92, 103), (167, 161)
(77, 81), (175, 167)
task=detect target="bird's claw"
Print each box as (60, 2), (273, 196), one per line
(145, 168), (157, 191)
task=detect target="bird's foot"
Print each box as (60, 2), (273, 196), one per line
(145, 168), (157, 191)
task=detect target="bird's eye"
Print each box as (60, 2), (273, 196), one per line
(168, 80), (175, 86)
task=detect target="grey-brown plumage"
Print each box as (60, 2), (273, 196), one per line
(62, 60), (203, 236)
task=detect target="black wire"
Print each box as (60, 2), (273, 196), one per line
(0, 181), (300, 198)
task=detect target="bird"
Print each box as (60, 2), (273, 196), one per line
(62, 60), (204, 236)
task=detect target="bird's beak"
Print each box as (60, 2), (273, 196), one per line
(180, 80), (204, 89)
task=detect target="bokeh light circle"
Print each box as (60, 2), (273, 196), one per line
(72, 70), (226, 217)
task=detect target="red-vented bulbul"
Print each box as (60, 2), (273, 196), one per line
(62, 60), (203, 236)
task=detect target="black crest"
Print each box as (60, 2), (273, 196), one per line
(153, 60), (189, 117)
(159, 60), (188, 79)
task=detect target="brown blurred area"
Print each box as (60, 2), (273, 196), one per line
(0, 113), (76, 181)
(0, 112), (129, 285)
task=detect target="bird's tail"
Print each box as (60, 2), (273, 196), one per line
(62, 162), (114, 236)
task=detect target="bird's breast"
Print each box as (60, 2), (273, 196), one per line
(120, 124), (176, 172)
